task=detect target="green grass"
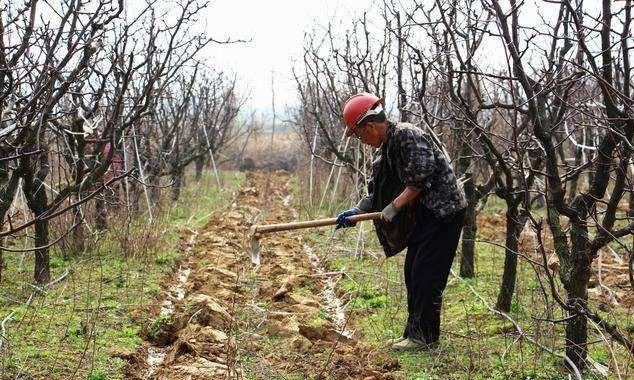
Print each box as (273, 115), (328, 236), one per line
(0, 170), (244, 379)
(303, 192), (634, 380)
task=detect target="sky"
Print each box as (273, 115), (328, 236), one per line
(26, 0), (617, 119)
(197, 0), (615, 118)
(201, 0), (374, 115)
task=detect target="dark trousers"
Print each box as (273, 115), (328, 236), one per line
(403, 207), (465, 344)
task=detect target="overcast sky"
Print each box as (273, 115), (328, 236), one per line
(201, 0), (375, 115)
(197, 0), (615, 117)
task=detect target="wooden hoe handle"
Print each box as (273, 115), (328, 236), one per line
(252, 212), (382, 235)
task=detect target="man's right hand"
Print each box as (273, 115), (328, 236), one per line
(335, 208), (360, 229)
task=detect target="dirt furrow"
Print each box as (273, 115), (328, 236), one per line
(128, 172), (398, 379)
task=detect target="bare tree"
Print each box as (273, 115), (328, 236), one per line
(0, 0), (221, 284)
(146, 66), (243, 202)
(487, 0), (634, 369)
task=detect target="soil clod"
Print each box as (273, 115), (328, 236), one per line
(130, 172), (398, 379)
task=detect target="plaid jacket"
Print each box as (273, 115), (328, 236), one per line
(356, 122), (467, 256)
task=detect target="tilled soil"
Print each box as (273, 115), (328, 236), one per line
(128, 172), (398, 379)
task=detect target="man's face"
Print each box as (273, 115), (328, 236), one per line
(353, 121), (384, 148)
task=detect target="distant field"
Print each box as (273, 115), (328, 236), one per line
(226, 130), (303, 171)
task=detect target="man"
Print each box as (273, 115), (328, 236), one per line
(336, 93), (467, 350)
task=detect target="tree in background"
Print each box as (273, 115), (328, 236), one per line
(0, 0), (242, 284)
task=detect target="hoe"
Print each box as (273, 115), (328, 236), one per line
(249, 212), (381, 265)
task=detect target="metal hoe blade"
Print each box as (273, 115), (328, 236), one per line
(249, 226), (261, 265)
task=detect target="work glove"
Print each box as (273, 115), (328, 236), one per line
(335, 208), (360, 229)
(381, 202), (400, 223)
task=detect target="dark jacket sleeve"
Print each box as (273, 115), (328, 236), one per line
(395, 128), (436, 190)
(356, 195), (373, 212)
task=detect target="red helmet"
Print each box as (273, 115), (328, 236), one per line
(342, 93), (382, 136)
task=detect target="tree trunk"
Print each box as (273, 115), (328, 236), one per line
(22, 153), (51, 285)
(630, 194), (634, 288)
(0, 219), (4, 284)
(495, 206), (524, 312)
(0, 246), (4, 284)
(564, 223), (592, 370)
(171, 169), (183, 202)
(148, 172), (161, 206)
(395, 11), (408, 123)
(565, 279), (589, 371)
(25, 174), (51, 285)
(72, 207), (85, 255)
(568, 147), (583, 198)
(95, 195), (108, 231)
(460, 176), (477, 278)
(195, 156), (205, 181)
(128, 180), (141, 215)
(34, 216), (50, 285)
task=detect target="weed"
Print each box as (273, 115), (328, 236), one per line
(66, 322), (86, 347)
(88, 370), (108, 380)
(50, 257), (67, 269)
(526, 278), (540, 291)
(154, 250), (180, 265)
(509, 300), (520, 313)
(340, 279), (360, 293)
(312, 315), (327, 327)
(589, 346), (609, 365)
(328, 259), (346, 271)
(148, 314), (175, 339)
(145, 283), (161, 296)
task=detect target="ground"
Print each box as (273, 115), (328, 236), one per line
(127, 172), (398, 379)
(129, 171), (633, 379)
(1, 170), (632, 379)
(0, 172), (243, 379)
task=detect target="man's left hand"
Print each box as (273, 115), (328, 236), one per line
(381, 202), (400, 223)
(336, 208), (360, 229)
